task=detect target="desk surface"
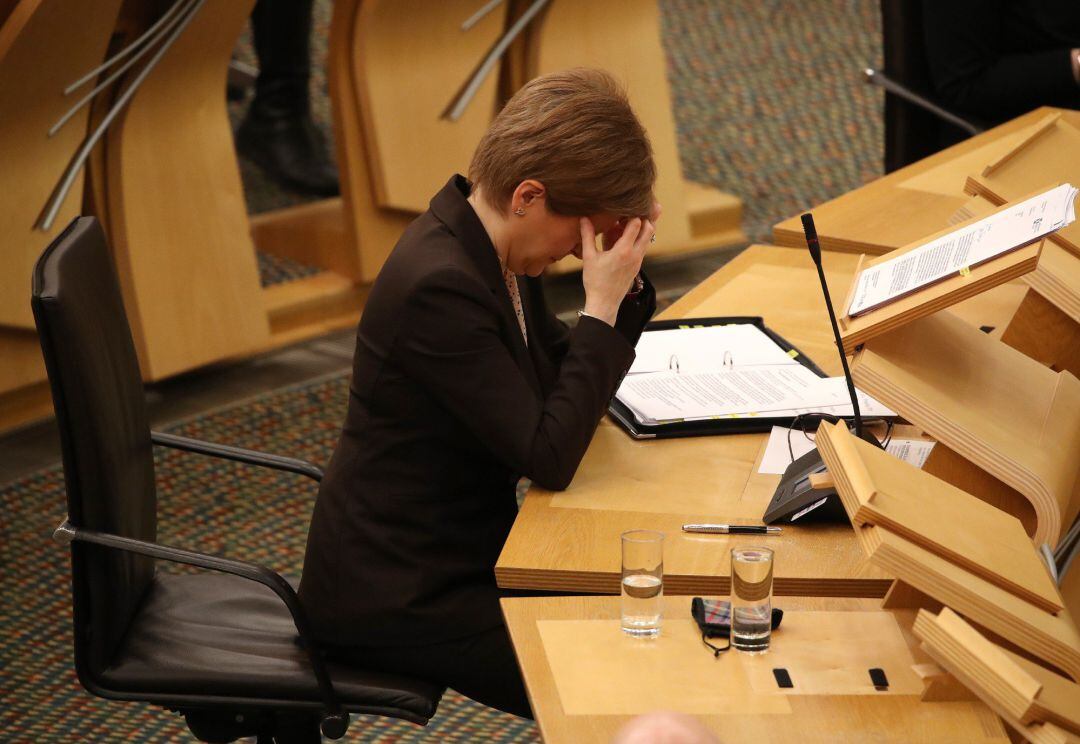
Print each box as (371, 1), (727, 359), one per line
(495, 245), (1027, 597)
(773, 107), (1080, 255)
(502, 594), (1009, 744)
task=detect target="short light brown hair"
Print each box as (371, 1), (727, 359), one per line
(468, 68), (655, 218)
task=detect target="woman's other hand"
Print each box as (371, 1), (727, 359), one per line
(579, 215), (654, 326)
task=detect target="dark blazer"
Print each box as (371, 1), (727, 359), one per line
(298, 175), (655, 647)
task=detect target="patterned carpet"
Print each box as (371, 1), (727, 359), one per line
(2, 2), (883, 741)
(258, 250), (323, 288)
(662, 0), (883, 242)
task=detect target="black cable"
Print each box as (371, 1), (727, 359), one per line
(701, 632), (731, 657)
(784, 413), (892, 466)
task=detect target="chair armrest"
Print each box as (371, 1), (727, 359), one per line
(863, 68), (981, 136)
(1039, 542), (1060, 586)
(52, 519), (349, 739)
(151, 431), (324, 483)
(1055, 518), (1080, 582)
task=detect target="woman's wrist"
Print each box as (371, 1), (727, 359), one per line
(579, 304), (617, 326)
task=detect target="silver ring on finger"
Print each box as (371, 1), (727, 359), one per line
(649, 234), (656, 243)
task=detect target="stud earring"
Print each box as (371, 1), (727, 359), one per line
(514, 207), (526, 216)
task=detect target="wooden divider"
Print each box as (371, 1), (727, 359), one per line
(0, 0), (122, 432)
(966, 115), (1080, 259)
(964, 177), (1080, 379)
(816, 422), (1061, 613)
(851, 311), (1080, 547)
(914, 609), (1080, 742)
(815, 422), (1080, 683)
(101, 0), (269, 381)
(352, 0), (507, 213)
(772, 109), (1075, 254)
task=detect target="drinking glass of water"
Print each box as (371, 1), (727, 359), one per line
(731, 546), (774, 653)
(621, 530), (664, 637)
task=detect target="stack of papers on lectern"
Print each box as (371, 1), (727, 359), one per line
(615, 324), (895, 425)
(849, 182), (1078, 316)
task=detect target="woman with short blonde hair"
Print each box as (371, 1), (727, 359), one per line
(299, 68), (660, 719)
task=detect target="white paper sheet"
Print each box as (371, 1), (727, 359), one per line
(794, 377), (898, 418)
(616, 370), (897, 425)
(848, 183), (1078, 316)
(616, 365), (824, 424)
(757, 425), (935, 475)
(628, 324), (800, 375)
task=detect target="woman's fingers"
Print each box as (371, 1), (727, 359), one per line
(615, 217), (642, 251)
(579, 217), (598, 257)
(636, 219), (655, 251)
(649, 201), (663, 224)
(630, 220), (653, 268)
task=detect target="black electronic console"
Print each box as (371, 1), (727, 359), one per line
(763, 424), (884, 524)
(762, 213), (886, 525)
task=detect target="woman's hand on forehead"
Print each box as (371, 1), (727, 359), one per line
(603, 200), (661, 249)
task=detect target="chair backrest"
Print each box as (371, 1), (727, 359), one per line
(31, 216), (157, 680)
(880, 0), (945, 172)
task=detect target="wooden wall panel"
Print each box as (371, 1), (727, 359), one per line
(0, 0), (123, 328)
(353, 0), (507, 213)
(105, 0), (269, 380)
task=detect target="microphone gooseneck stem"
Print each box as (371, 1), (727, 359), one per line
(801, 213), (864, 439)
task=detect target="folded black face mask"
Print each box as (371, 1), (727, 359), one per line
(690, 598), (784, 656)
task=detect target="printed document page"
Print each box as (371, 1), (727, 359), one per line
(617, 365), (823, 424)
(848, 183), (1078, 316)
(616, 371), (896, 425)
(629, 324), (800, 375)
(758, 425), (934, 475)
(789, 376), (897, 418)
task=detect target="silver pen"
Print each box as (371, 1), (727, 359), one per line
(682, 524), (782, 535)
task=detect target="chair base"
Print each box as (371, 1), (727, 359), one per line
(183, 707), (321, 743)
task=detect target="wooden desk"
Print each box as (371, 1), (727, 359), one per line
(502, 595), (1009, 743)
(494, 245), (1027, 597)
(773, 108), (1080, 255)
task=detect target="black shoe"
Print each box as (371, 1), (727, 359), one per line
(239, 0), (339, 197)
(236, 110), (340, 197)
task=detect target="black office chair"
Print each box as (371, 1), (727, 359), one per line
(865, 0), (982, 173)
(32, 217), (444, 743)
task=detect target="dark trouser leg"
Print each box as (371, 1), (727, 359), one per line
(335, 624), (534, 720)
(427, 624), (534, 720)
(238, 0), (339, 196)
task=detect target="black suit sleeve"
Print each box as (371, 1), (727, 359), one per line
(532, 271), (657, 368)
(922, 0), (1080, 122)
(394, 267), (636, 491)
(614, 272), (657, 348)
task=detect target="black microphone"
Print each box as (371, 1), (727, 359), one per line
(801, 213), (866, 441)
(761, 213), (885, 525)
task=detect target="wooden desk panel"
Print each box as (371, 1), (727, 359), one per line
(104, 0), (270, 380)
(0, 0), (122, 329)
(495, 246), (1027, 596)
(502, 595), (1009, 744)
(773, 108), (1080, 255)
